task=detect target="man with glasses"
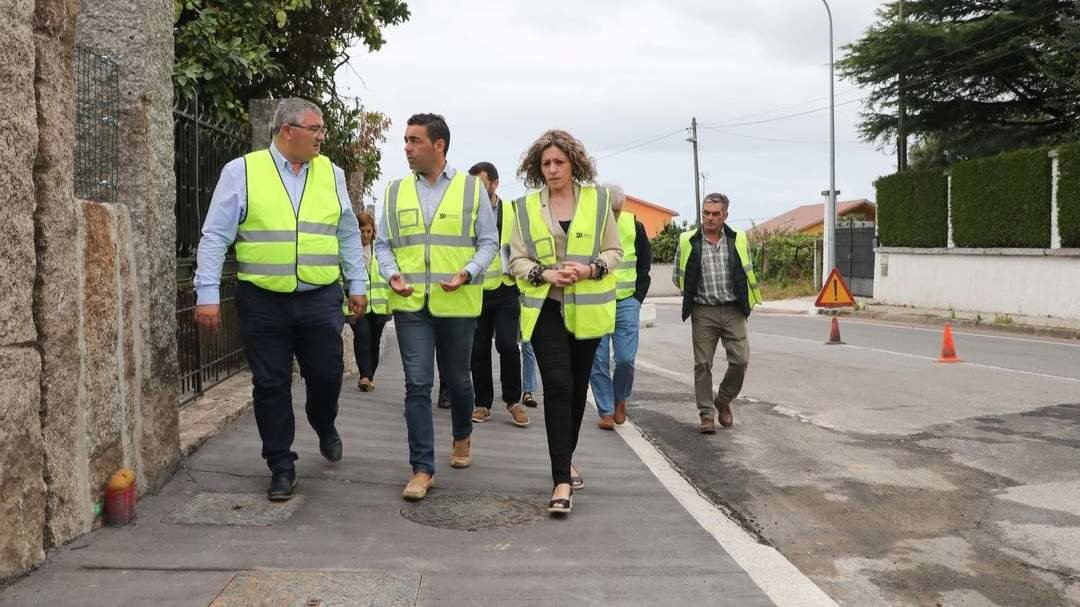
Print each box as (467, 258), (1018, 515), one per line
(195, 97), (367, 501)
(672, 193), (762, 434)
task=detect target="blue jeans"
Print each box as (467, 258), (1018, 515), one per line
(521, 341), (539, 394)
(589, 297), (641, 416)
(394, 308), (475, 475)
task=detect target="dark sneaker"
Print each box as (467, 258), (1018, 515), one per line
(267, 469), (297, 501)
(319, 430), (343, 462)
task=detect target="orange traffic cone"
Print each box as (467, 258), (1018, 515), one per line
(825, 316), (844, 345)
(937, 323), (960, 363)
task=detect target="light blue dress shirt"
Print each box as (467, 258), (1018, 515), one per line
(194, 143), (366, 305)
(374, 164), (498, 284)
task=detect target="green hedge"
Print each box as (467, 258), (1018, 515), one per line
(874, 169), (948, 247)
(1056, 142), (1080, 248)
(950, 148), (1051, 248)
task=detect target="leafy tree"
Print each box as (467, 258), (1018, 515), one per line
(839, 0), (1080, 163)
(174, 0), (409, 200)
(649, 219), (688, 263)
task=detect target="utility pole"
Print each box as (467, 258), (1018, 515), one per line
(688, 117), (702, 226)
(821, 0), (837, 283)
(897, 0), (908, 172)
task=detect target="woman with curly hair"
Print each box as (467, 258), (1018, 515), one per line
(509, 129), (622, 514)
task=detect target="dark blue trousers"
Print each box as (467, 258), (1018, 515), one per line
(236, 281), (344, 473)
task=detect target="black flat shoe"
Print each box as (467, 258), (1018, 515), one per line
(319, 430), (343, 462)
(548, 488), (573, 514)
(522, 392), (538, 408)
(267, 469), (297, 501)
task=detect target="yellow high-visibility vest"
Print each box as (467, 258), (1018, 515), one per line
(383, 172), (483, 317)
(482, 199), (517, 290)
(366, 254), (389, 315)
(614, 212), (637, 300)
(675, 228), (762, 308)
(236, 150), (341, 292)
(516, 185), (616, 341)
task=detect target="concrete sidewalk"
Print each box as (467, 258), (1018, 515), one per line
(1, 336), (778, 606)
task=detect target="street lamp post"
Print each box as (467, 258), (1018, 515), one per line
(821, 0), (837, 285)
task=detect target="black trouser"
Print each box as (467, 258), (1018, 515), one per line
(471, 289), (521, 408)
(236, 281), (344, 473)
(531, 298), (600, 486)
(351, 312), (387, 379)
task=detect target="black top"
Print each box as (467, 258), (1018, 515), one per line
(559, 220), (572, 233)
(629, 220), (652, 303)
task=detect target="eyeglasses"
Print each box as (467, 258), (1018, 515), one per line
(288, 123), (327, 135)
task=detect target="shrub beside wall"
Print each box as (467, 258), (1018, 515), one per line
(874, 169), (948, 247)
(950, 148), (1051, 248)
(1056, 142), (1080, 248)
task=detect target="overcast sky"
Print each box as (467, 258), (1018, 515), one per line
(338, 0), (897, 229)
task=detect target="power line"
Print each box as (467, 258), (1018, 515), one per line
(593, 127), (688, 160)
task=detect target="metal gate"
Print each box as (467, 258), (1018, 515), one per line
(174, 95), (249, 405)
(835, 222), (876, 298)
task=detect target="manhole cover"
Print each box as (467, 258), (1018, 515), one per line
(209, 570), (418, 607)
(400, 492), (546, 530)
(163, 493), (304, 526)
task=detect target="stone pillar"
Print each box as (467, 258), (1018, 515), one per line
(249, 98), (278, 151)
(33, 0), (88, 548)
(76, 0), (179, 493)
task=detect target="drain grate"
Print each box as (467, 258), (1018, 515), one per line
(164, 493), (304, 526)
(400, 492), (547, 531)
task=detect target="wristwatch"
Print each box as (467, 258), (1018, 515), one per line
(462, 269), (473, 283)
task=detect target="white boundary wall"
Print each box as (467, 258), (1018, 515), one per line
(874, 247), (1080, 319)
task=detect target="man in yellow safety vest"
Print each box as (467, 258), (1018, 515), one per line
(194, 98), (368, 501)
(672, 192), (762, 434)
(374, 113), (498, 501)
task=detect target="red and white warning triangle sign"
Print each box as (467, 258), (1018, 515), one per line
(815, 268), (856, 308)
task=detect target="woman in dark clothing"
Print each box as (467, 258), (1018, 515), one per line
(351, 211), (389, 391)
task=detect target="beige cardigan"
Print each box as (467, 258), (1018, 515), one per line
(509, 184), (623, 303)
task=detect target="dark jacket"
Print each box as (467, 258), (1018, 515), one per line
(680, 224), (751, 321)
(630, 220), (652, 303)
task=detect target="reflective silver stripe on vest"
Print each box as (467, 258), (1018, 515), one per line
(617, 281), (636, 291)
(238, 262), (295, 276)
(461, 175), (477, 238)
(298, 221), (337, 236)
(521, 295), (545, 309)
(428, 272), (459, 282)
(566, 291), (616, 305)
(369, 298), (388, 306)
(400, 272), (427, 283)
(386, 179), (403, 243)
(428, 234), (475, 247)
(297, 254), (339, 266)
(237, 230), (295, 242)
(516, 196), (537, 259)
(564, 254), (593, 264)
(593, 186), (609, 258)
(618, 261), (636, 269)
(484, 271), (502, 281)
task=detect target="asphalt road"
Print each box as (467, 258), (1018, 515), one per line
(625, 303), (1080, 606)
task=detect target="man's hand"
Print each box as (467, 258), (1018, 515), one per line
(348, 295), (368, 318)
(194, 304), (221, 333)
(389, 274), (414, 297)
(439, 270), (470, 292)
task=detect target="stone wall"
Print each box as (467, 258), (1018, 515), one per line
(0, 0), (179, 581)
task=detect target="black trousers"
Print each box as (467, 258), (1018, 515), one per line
(471, 290), (521, 408)
(236, 281), (344, 473)
(351, 312), (387, 380)
(531, 298), (600, 486)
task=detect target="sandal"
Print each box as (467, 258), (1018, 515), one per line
(548, 487), (573, 514)
(521, 392), (538, 408)
(569, 466), (584, 490)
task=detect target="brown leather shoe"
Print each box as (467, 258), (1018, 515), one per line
(402, 472), (433, 501)
(471, 407), (491, 423)
(718, 402), (734, 428)
(450, 437), (471, 468)
(613, 401), (627, 426)
(598, 415), (615, 430)
(700, 416), (717, 434)
(506, 403), (530, 427)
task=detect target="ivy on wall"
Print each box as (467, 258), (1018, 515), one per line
(949, 148), (1051, 248)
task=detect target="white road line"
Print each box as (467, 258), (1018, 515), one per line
(593, 393), (837, 607)
(814, 317), (1080, 348)
(750, 331), (1080, 383)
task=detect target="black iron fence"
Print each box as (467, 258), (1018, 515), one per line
(174, 95), (249, 405)
(75, 45), (119, 203)
(835, 222), (876, 298)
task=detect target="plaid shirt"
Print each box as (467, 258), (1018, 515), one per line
(694, 232), (736, 305)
